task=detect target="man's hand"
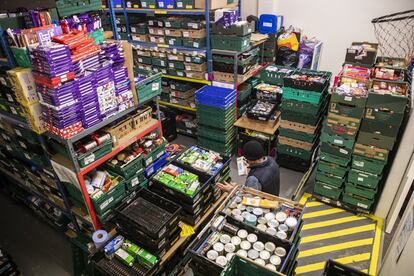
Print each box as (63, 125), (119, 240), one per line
(216, 181), (236, 192)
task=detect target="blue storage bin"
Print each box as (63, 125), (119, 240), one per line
(157, 0), (176, 8)
(259, 14), (283, 34)
(144, 152), (169, 177)
(112, 0), (124, 8)
(195, 85), (236, 108)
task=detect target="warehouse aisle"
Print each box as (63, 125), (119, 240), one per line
(0, 193), (72, 276)
(295, 193), (382, 275)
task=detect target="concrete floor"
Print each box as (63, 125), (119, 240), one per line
(0, 134), (304, 276)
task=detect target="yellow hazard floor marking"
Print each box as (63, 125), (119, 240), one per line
(305, 201), (325, 207)
(301, 224), (376, 244)
(369, 216), (383, 276)
(302, 215), (366, 230)
(299, 192), (312, 205)
(361, 269), (368, 273)
(302, 207), (345, 219)
(298, 238), (374, 258)
(296, 253), (371, 274)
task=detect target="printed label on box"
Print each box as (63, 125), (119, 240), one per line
(84, 154), (96, 165)
(344, 96), (352, 102)
(165, 22), (171, 27)
(100, 196), (114, 210)
(339, 148), (348, 155)
(152, 82), (160, 91)
(357, 202), (368, 209)
(131, 177), (139, 187)
(354, 161), (364, 167)
(263, 22), (272, 27)
(177, 2), (183, 7)
(183, 31), (189, 37)
(194, 42), (199, 48)
(131, 27), (136, 33)
(165, 30), (170, 35)
(146, 156), (153, 164)
(160, 61), (165, 66)
(142, 2), (147, 7)
(358, 177), (364, 182)
(334, 139), (343, 145)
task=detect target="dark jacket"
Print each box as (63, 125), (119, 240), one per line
(246, 156), (280, 196)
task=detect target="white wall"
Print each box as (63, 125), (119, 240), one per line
(243, 0), (414, 74)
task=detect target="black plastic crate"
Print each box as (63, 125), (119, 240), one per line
(246, 100), (278, 121)
(212, 57), (258, 75)
(323, 259), (369, 276)
(188, 217), (295, 276)
(283, 69), (331, 92)
(114, 188), (181, 240)
(277, 153), (312, 172)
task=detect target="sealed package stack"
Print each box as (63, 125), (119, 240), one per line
(76, 72), (102, 128)
(344, 57), (409, 211)
(314, 65), (370, 202)
(165, 80), (198, 109)
(278, 68), (331, 172)
(29, 43), (84, 138)
(196, 86), (237, 156)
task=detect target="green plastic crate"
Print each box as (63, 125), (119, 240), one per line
(11, 47), (31, 68)
(283, 86), (327, 104)
(365, 108), (404, 126)
(315, 170), (344, 187)
(360, 119), (401, 138)
(125, 170), (146, 191)
(257, 64), (294, 85)
(320, 132), (355, 149)
(345, 182), (377, 200)
(197, 125), (236, 143)
(330, 92), (367, 108)
(106, 154), (144, 179)
(170, 81), (193, 92)
(142, 141), (166, 167)
(166, 37), (183, 47)
(221, 255), (277, 276)
(366, 92), (407, 113)
(342, 193), (374, 210)
(329, 102), (365, 119)
(167, 68), (186, 77)
(314, 181), (342, 200)
(319, 152), (350, 167)
(162, 18), (182, 29)
(351, 155), (386, 175)
(277, 144), (312, 160)
(281, 99), (324, 116)
(281, 109), (322, 126)
(77, 139), (113, 168)
(152, 58), (167, 68)
(211, 34), (251, 52)
(317, 160), (348, 178)
(136, 55), (152, 65)
(357, 131), (395, 150)
(182, 38), (206, 49)
(90, 173), (126, 215)
(135, 73), (162, 102)
(197, 113), (236, 130)
(321, 142), (352, 160)
(348, 169), (381, 189)
(279, 128), (318, 143)
(198, 136), (235, 156)
(184, 55), (206, 64)
(237, 83), (252, 103)
(56, 0), (102, 17)
(168, 61), (185, 70)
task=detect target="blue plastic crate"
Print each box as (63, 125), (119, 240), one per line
(144, 152), (169, 177)
(195, 85), (236, 108)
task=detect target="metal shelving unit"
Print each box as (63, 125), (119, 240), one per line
(159, 100), (196, 112)
(0, 112), (82, 234)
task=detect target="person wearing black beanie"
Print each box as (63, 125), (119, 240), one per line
(217, 140), (280, 196)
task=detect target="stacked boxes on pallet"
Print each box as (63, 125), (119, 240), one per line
(195, 86), (237, 155)
(261, 34), (277, 63)
(344, 58), (409, 211)
(314, 65), (370, 202)
(277, 68), (331, 172)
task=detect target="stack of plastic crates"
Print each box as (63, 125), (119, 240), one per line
(277, 68), (331, 172)
(195, 86), (236, 155)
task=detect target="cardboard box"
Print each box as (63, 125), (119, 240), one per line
(182, 29), (206, 39)
(195, 0), (234, 10)
(105, 118), (134, 146)
(329, 102), (364, 119)
(278, 136), (314, 151)
(353, 143), (389, 162)
(7, 68), (38, 106)
(280, 119), (318, 135)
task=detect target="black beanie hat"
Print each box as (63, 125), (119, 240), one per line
(243, 140), (265, 161)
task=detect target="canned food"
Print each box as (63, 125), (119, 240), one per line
(241, 211), (251, 218)
(270, 255), (281, 266)
(207, 250), (218, 261)
(285, 217), (298, 229)
(234, 215), (244, 222)
(257, 217), (267, 225)
(253, 208), (263, 216)
(245, 214), (257, 226)
(264, 212), (276, 221)
(231, 236), (241, 247)
(262, 208), (270, 214)
(232, 209), (242, 217)
(246, 206), (254, 213)
(253, 241), (264, 252)
(266, 227), (277, 236)
(257, 224), (267, 232)
(213, 242), (224, 254)
(275, 212), (287, 223)
(216, 256), (228, 266)
(237, 229), (248, 239)
(235, 196), (242, 203)
(267, 219), (279, 228)
(247, 233), (258, 243)
(237, 204), (246, 211)
(229, 201), (238, 209)
(278, 224), (289, 232)
(260, 250), (270, 262)
(236, 249), (247, 258)
(254, 258), (266, 266)
(275, 247), (286, 257)
(226, 252), (235, 261)
(265, 263), (277, 271)
(247, 249), (259, 260)
(220, 234), (231, 244)
(224, 243), (236, 253)
(240, 240), (251, 250)
(264, 242), (275, 252)
(276, 230), (287, 240)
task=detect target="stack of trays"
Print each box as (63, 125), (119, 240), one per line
(344, 59), (409, 211)
(195, 86), (237, 155)
(76, 72), (102, 128)
(115, 189), (182, 258)
(261, 34), (277, 63)
(277, 68), (331, 172)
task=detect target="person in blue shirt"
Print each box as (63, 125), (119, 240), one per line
(217, 140), (280, 196)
